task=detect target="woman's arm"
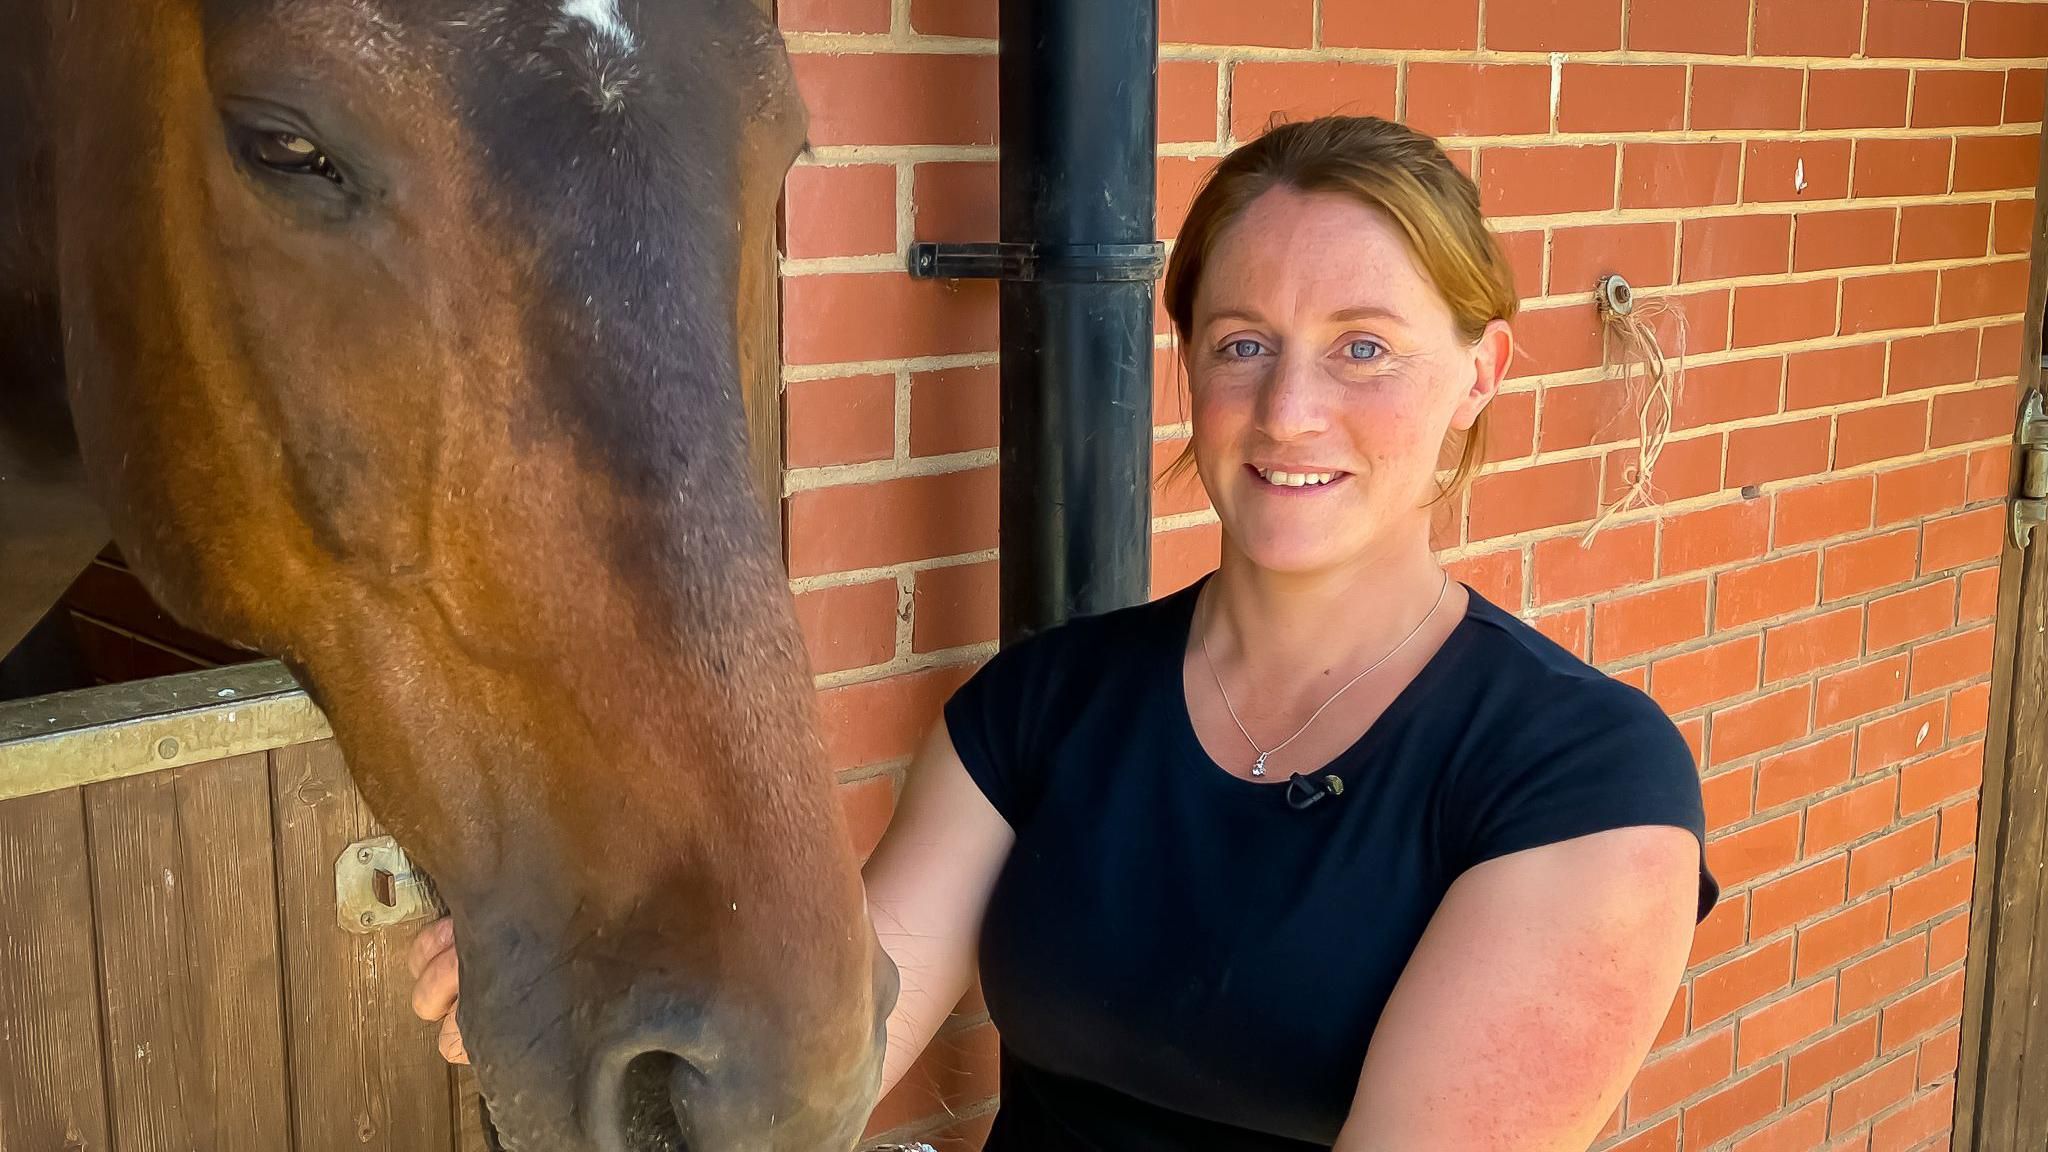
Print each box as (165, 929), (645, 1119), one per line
(862, 721), (1015, 1100)
(1334, 825), (1698, 1152)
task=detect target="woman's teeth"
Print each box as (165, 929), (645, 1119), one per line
(1257, 468), (1339, 488)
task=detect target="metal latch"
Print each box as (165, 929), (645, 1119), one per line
(2014, 390), (2048, 549)
(336, 835), (443, 934)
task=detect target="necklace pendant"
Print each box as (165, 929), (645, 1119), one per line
(1251, 752), (1269, 778)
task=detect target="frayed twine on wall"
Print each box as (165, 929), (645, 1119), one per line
(1581, 274), (1688, 547)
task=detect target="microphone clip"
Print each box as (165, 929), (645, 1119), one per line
(1285, 772), (1346, 811)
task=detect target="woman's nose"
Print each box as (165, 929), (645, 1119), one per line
(1254, 354), (1332, 440)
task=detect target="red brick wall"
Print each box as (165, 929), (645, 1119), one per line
(779, 2), (2046, 1148)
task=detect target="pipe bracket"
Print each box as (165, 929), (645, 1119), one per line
(909, 241), (1166, 283)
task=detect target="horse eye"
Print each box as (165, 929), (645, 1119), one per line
(249, 131), (343, 184)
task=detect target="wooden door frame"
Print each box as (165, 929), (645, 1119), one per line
(1953, 108), (2048, 1150)
(741, 0), (786, 536)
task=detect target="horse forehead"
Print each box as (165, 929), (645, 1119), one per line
(556, 0), (635, 48)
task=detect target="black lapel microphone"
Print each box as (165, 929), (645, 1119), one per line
(1285, 772), (1346, 811)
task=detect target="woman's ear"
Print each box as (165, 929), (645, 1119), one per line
(1452, 317), (1514, 431)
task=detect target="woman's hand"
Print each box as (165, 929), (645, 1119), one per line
(407, 916), (469, 1064)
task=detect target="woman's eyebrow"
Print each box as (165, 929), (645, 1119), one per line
(1329, 305), (1404, 325)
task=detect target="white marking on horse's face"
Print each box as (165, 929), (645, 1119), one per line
(561, 0), (636, 49)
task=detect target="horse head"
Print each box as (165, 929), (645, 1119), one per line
(36, 0), (891, 1147)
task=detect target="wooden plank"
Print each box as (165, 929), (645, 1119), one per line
(60, 558), (251, 668)
(85, 752), (293, 1152)
(743, 0), (785, 534)
(451, 1066), (492, 1152)
(271, 740), (453, 1152)
(0, 787), (111, 1152)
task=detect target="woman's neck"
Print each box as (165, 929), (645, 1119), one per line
(1198, 530), (1454, 679)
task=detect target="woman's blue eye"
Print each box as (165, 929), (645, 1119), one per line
(1226, 338), (1264, 359)
(1346, 340), (1384, 361)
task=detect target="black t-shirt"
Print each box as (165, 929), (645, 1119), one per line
(942, 576), (1719, 1151)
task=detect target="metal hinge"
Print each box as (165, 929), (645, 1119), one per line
(335, 835), (444, 934)
(2013, 389), (2048, 548)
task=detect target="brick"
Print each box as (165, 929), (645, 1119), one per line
(816, 664), (972, 770)
(1693, 66), (1805, 130)
(1152, 440), (1209, 518)
(1533, 521), (1655, 604)
(1983, 319), (2026, 379)
(1968, 0), (2048, 57)
(1752, 855), (1850, 938)
(1608, 1117), (1680, 1152)
(1874, 456), (1968, 526)
(1593, 581), (1710, 664)
(1816, 654), (1912, 730)
(1735, 1098), (1829, 1152)
(1485, 386), (1539, 460)
(1954, 133), (2041, 192)
(1719, 554), (1821, 631)
(1550, 222), (1677, 295)
(1940, 796), (1980, 858)
(1755, 0), (1862, 55)
(909, 364), (996, 458)
(2010, 67), (2048, 123)
(1739, 978), (1839, 1068)
(1622, 142), (1743, 210)
(1322, 0), (1478, 49)
(1789, 1015), (1880, 1099)
(1891, 856), (1974, 932)
(1652, 636), (1763, 716)
(1705, 811), (1803, 885)
(1687, 892), (1747, 969)
(1841, 270), (1938, 336)
(1156, 155), (1220, 241)
(1873, 1083), (1955, 1150)
(1959, 565), (2000, 622)
(786, 165), (896, 260)
(1662, 501), (1772, 576)
(1840, 935), (1930, 1015)
(796, 579), (899, 675)
(783, 0), (891, 33)
(1758, 733), (1855, 811)
(1853, 138), (1956, 199)
(1483, 0), (1621, 51)
(792, 54), (997, 146)
(1930, 912), (1970, 970)
(1602, 433), (1726, 509)
(784, 272), (996, 365)
(1507, 303), (1608, 380)
(1727, 419), (1833, 489)
(1950, 681), (1991, 741)
(1158, 61), (1220, 145)
(1857, 700), (1948, 774)
(1685, 1063), (1787, 1148)
(1733, 279), (1840, 349)
(1888, 328), (1979, 393)
(1867, 582), (1958, 652)
(1939, 259), (2030, 322)
(1405, 63), (1550, 138)
(1495, 231), (1546, 303)
(837, 772), (897, 860)
(911, 560), (995, 653)
(1923, 506), (2005, 572)
(912, 161), (996, 244)
(1449, 549), (1525, 611)
(906, 0), (993, 36)
(1655, 985), (1691, 1050)
(1809, 68), (1913, 128)
(1479, 146), (1617, 217)
(1468, 458), (1601, 540)
(1538, 377), (1634, 450)
(1627, 0), (1748, 53)
(1822, 528), (1919, 601)
(1913, 69), (2009, 127)
(1797, 897), (1892, 981)
(1895, 201), (1993, 264)
(1836, 401), (1930, 469)
(1831, 1053), (1919, 1136)
(1630, 1027), (1736, 1116)
(1995, 197), (2037, 254)
(1873, 2), (1967, 56)
(1777, 477), (1876, 549)
(787, 468), (998, 576)
(1161, 0), (1313, 46)
(1794, 208), (1899, 273)
(1765, 607), (1864, 684)
(1558, 64), (1688, 133)
(1910, 626), (1994, 697)
(1681, 214), (1794, 283)
(1931, 380), (2020, 447)
(786, 374), (895, 469)
(1674, 357), (1784, 432)
(1702, 765), (1757, 832)
(1745, 139), (1853, 203)
(1849, 817), (1940, 897)
(1809, 777), (1903, 859)
(1229, 62), (1398, 141)
(1530, 607), (1590, 658)
(1967, 446), (2011, 500)
(1920, 1024), (1963, 1085)
(1152, 521), (1221, 597)
(1881, 971), (1965, 1052)
(1787, 343), (1887, 411)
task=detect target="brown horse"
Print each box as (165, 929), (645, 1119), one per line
(0, 1), (895, 1149)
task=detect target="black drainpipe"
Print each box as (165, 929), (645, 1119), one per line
(910, 0), (1164, 644)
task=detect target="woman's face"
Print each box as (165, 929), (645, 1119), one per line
(1186, 186), (1511, 577)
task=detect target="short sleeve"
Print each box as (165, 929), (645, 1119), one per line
(1453, 680), (1721, 921)
(942, 629), (1062, 828)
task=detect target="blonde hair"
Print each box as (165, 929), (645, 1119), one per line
(1160, 115), (1521, 501)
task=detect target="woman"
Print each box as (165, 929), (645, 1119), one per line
(412, 115), (1717, 1150)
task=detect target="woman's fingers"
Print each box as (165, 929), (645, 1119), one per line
(437, 1010), (470, 1065)
(407, 916), (456, 980)
(411, 945), (461, 1024)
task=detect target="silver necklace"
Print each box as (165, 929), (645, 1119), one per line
(1200, 570), (1452, 778)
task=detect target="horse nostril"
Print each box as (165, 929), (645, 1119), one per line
(618, 1051), (691, 1152)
